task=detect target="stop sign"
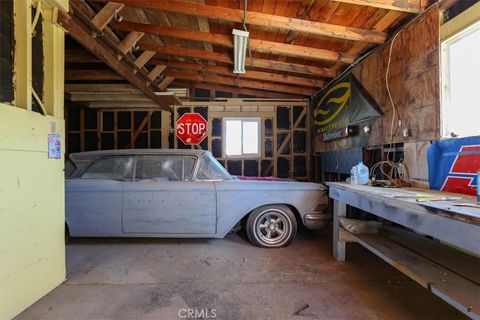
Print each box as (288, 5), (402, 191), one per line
(176, 113), (208, 145)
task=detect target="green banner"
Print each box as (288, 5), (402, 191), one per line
(314, 74), (381, 134)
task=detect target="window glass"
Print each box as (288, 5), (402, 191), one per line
(224, 118), (260, 157)
(441, 21), (480, 138)
(196, 155), (230, 180)
(81, 157), (133, 181)
(136, 155), (182, 182)
(184, 156), (196, 181)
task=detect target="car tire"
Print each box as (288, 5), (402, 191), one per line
(246, 205), (297, 248)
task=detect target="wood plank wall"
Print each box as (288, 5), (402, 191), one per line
(315, 6), (440, 153)
(66, 100), (311, 180)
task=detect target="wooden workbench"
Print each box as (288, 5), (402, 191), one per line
(327, 182), (480, 319)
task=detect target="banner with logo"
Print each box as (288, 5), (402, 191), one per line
(314, 73), (381, 135)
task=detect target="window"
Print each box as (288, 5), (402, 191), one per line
(223, 118), (260, 157)
(441, 20), (480, 138)
(135, 155), (196, 182)
(196, 154), (231, 181)
(81, 157), (133, 181)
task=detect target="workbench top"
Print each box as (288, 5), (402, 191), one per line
(326, 182), (480, 226)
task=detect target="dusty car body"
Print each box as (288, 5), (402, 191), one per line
(65, 149), (329, 247)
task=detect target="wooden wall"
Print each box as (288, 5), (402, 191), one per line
(315, 6), (440, 153)
(66, 99), (312, 180)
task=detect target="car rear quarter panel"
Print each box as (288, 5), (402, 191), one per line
(214, 180), (326, 237)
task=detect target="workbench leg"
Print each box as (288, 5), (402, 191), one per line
(333, 200), (346, 261)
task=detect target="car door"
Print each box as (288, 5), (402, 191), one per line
(122, 154), (216, 235)
(65, 156), (133, 236)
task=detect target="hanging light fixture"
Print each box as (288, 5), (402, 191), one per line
(232, 29), (249, 74)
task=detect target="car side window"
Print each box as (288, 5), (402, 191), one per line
(136, 155), (196, 182)
(81, 157), (133, 181)
(196, 156), (228, 180)
(183, 156), (196, 181)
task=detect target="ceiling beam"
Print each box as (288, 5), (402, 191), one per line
(91, 2), (125, 31)
(142, 44), (337, 78)
(67, 93), (152, 101)
(174, 81), (305, 99)
(158, 60), (324, 88)
(164, 70), (315, 96)
(65, 83), (142, 93)
(332, 0), (421, 13)
(114, 22), (356, 63)
(58, 11), (172, 111)
(100, 0), (386, 44)
(65, 69), (123, 81)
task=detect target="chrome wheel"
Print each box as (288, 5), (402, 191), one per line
(247, 206), (297, 248)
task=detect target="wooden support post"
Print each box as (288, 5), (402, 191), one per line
(13, 0), (32, 110)
(333, 200), (347, 262)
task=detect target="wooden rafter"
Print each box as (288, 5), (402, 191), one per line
(91, 2), (125, 31)
(58, 10), (173, 111)
(143, 44), (337, 78)
(98, 0), (387, 44)
(113, 22), (356, 63)
(158, 60), (324, 88)
(174, 81), (305, 99)
(164, 70), (315, 96)
(332, 0), (422, 13)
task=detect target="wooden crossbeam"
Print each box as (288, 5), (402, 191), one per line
(65, 69), (123, 81)
(65, 83), (142, 93)
(164, 70), (315, 96)
(159, 60), (324, 88)
(134, 50), (156, 71)
(100, 0), (387, 43)
(147, 64), (166, 81)
(91, 2), (124, 31)
(114, 22), (356, 63)
(173, 81), (305, 99)
(143, 44), (337, 78)
(58, 11), (171, 111)
(117, 31), (144, 55)
(158, 76), (175, 90)
(332, 0), (421, 13)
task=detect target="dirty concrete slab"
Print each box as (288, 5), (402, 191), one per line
(15, 230), (466, 320)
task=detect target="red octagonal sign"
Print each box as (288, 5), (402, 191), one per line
(176, 113), (208, 145)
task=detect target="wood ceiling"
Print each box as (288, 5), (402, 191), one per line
(63, 0), (434, 110)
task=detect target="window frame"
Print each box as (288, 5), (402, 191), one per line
(222, 117), (261, 158)
(132, 154), (198, 182)
(79, 156), (134, 182)
(440, 7), (480, 138)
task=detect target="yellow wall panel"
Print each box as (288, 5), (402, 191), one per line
(0, 106), (66, 319)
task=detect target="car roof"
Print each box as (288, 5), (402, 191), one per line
(69, 149), (208, 163)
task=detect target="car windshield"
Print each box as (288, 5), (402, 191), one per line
(196, 153), (232, 181)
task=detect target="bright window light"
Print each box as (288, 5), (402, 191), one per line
(224, 118), (260, 157)
(441, 21), (480, 138)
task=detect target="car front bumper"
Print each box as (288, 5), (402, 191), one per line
(304, 212), (332, 230)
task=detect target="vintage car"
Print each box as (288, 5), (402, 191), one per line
(65, 149), (329, 248)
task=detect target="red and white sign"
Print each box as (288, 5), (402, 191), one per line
(176, 113), (208, 145)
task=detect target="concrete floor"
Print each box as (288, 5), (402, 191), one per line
(16, 229), (465, 320)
